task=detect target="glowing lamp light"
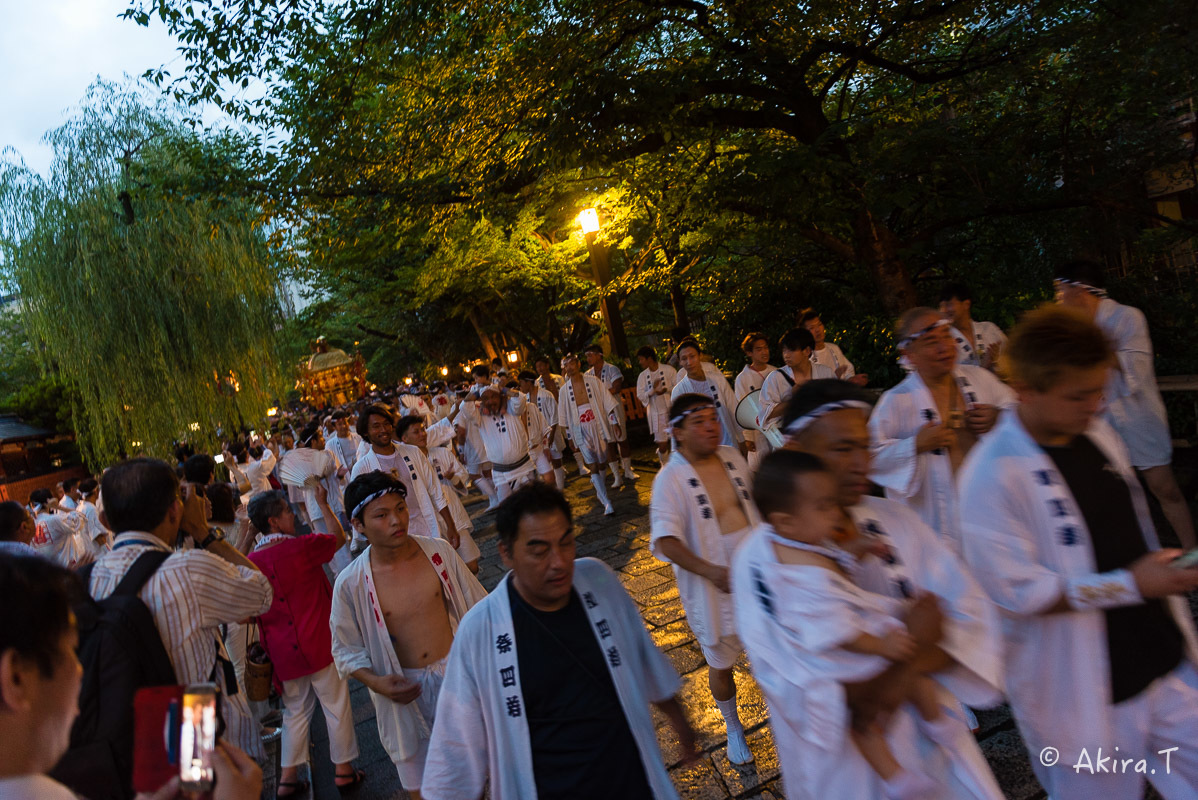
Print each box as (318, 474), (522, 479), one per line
(188, 422), (200, 432)
(578, 208), (600, 234)
(131, 441), (142, 448)
(506, 351), (520, 364)
(266, 407), (279, 417)
(440, 367), (449, 376)
(405, 377), (413, 385)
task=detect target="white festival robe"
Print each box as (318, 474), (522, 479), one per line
(732, 498), (1005, 800)
(638, 363), (680, 441)
(327, 432), (363, 474)
(458, 394), (532, 477)
(1094, 297), (1173, 468)
(810, 341), (856, 379)
(589, 362), (628, 441)
(670, 363), (744, 448)
(426, 446), (473, 534)
(421, 558), (683, 800)
(350, 445), (449, 540)
(649, 447), (760, 647)
(950, 321), (1007, 369)
(957, 409), (1198, 787)
(424, 416), (457, 449)
(527, 387), (557, 445)
(329, 536), (487, 765)
(535, 375), (569, 451)
(557, 373), (620, 457)
(734, 364), (775, 462)
(869, 364), (1016, 550)
(759, 363), (837, 440)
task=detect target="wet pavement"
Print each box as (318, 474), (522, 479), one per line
(294, 448), (1112, 799)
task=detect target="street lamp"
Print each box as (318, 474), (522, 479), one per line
(577, 208), (629, 359)
(440, 366), (449, 377)
(506, 351), (520, 364)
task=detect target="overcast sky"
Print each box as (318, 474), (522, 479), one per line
(0, 0), (197, 175)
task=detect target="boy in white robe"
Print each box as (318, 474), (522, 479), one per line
(1055, 259), (1195, 548)
(556, 353), (620, 515)
(586, 344), (639, 482)
(457, 385), (538, 500)
(422, 482), (699, 800)
(869, 308), (1015, 551)
(799, 308), (869, 386)
(669, 339), (746, 454)
(75, 479), (111, 557)
(397, 416), (481, 573)
(649, 393), (762, 764)
(734, 332), (776, 471)
(959, 305), (1198, 800)
(760, 327), (837, 434)
(938, 282), (1006, 371)
(736, 378), (1005, 800)
(519, 371), (566, 489)
(512, 378), (555, 486)
(350, 404), (463, 557)
(331, 472), (488, 799)
(534, 356), (592, 478)
(635, 345), (679, 466)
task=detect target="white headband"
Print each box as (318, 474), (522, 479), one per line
(897, 318), (950, 350)
(782, 400), (872, 437)
(350, 486), (405, 520)
(1055, 278), (1108, 299)
(669, 402), (716, 429)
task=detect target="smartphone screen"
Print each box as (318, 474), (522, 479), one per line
(214, 454), (225, 464)
(179, 683), (218, 792)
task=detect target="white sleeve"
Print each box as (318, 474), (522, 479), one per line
(637, 373), (653, 407)
(417, 452), (449, 511)
(868, 393), (924, 497)
(648, 474), (690, 560)
(1111, 308), (1155, 400)
(329, 575), (373, 679)
(423, 616), (489, 800)
(759, 372), (785, 424)
(714, 373), (744, 443)
(835, 344), (856, 378)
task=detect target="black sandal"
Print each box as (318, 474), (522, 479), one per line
(334, 768), (366, 792)
(276, 779), (310, 798)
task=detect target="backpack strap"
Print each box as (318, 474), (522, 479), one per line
(113, 550), (171, 597)
(779, 369), (795, 388)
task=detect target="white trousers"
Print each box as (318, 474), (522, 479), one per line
(494, 464), (538, 501)
(1034, 661), (1198, 800)
(280, 662), (360, 768)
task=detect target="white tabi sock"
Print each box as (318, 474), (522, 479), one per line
(715, 697), (753, 764)
(621, 456), (639, 479)
(572, 451), (590, 476)
(553, 467), (566, 490)
(610, 464), (623, 488)
(590, 472), (614, 514)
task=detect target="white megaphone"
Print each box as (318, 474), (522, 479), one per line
(734, 389), (785, 450)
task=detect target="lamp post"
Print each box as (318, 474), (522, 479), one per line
(578, 208), (629, 359)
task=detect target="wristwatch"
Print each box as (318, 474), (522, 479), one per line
(197, 526), (226, 550)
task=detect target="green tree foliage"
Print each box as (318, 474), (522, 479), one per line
(126, 0), (1198, 375)
(0, 83), (288, 467)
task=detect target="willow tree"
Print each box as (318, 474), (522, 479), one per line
(0, 82), (287, 467)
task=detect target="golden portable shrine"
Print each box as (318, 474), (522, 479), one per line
(296, 338), (368, 407)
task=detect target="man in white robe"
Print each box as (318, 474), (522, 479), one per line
(457, 385), (538, 500)
(586, 344), (639, 482)
(458, 367), (501, 510)
(350, 404), (462, 555)
(534, 355), (591, 478)
(938, 282), (1006, 371)
(520, 370), (566, 489)
(1056, 259), (1194, 548)
(670, 339), (745, 454)
(327, 411), (363, 475)
(636, 345), (679, 466)
(869, 308), (1015, 551)
(734, 378), (1006, 800)
(557, 353), (620, 515)
(759, 327), (837, 436)
(331, 472), (487, 798)
(734, 332), (776, 472)
(959, 305), (1198, 800)
(650, 393), (762, 764)
(422, 482), (699, 800)
(27, 490), (88, 568)
(799, 308), (869, 386)
(397, 416), (481, 573)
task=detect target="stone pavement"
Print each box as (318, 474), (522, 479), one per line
(297, 448), (1055, 800)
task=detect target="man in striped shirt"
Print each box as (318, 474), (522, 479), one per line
(87, 458), (274, 760)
